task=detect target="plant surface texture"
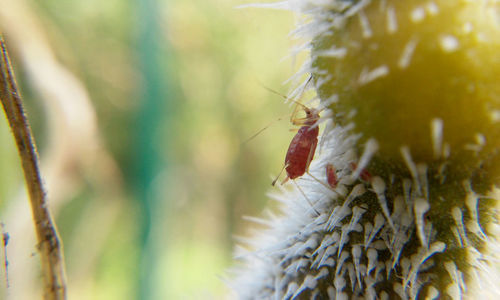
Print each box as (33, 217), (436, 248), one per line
(231, 1), (500, 299)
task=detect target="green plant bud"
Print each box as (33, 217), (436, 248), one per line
(232, 1), (499, 299)
(312, 0), (500, 182)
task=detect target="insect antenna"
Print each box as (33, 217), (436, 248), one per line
(260, 85), (309, 111)
(241, 116), (284, 145)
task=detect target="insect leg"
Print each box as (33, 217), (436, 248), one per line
(304, 142), (340, 195)
(304, 137), (317, 173)
(280, 175), (290, 185)
(289, 101), (303, 124)
(272, 163), (289, 186)
(291, 116), (311, 126)
(292, 180), (320, 216)
(306, 170), (341, 196)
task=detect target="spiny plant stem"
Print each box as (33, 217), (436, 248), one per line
(0, 36), (66, 300)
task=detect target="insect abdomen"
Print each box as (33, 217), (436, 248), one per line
(284, 126), (319, 179)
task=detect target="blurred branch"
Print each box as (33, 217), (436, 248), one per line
(0, 37), (66, 300)
(0, 1), (126, 297)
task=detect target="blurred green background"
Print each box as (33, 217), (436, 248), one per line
(0, 0), (305, 299)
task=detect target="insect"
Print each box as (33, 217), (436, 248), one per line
(350, 162), (372, 182)
(272, 98), (321, 186)
(248, 81), (327, 191)
(325, 163), (338, 189)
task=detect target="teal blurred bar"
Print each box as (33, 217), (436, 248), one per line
(135, 0), (171, 299)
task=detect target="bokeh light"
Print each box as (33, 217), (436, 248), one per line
(0, 0), (306, 299)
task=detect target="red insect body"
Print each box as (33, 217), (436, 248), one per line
(283, 125), (319, 182)
(273, 103), (321, 185)
(266, 82), (322, 186)
(325, 163), (338, 189)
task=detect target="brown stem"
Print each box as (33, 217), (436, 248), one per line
(0, 36), (66, 299)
